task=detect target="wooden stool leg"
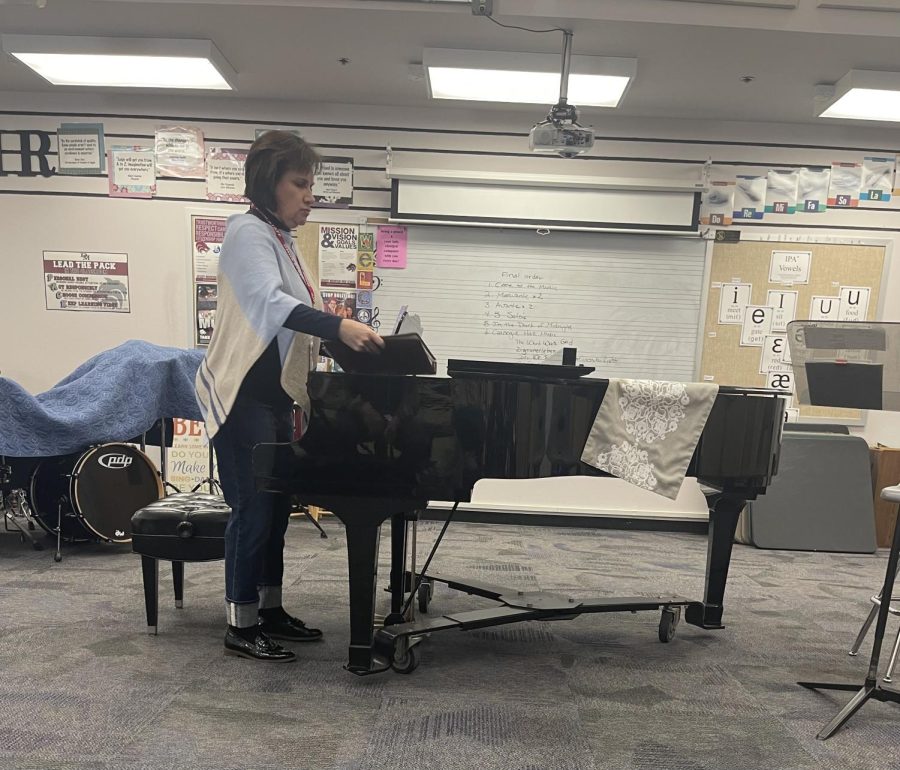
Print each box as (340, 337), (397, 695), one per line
(172, 561), (184, 609)
(141, 555), (159, 635)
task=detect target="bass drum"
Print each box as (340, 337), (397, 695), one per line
(30, 444), (163, 543)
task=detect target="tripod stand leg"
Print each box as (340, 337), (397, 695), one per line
(53, 500), (63, 563)
(816, 684), (876, 740)
(850, 600), (879, 656)
(800, 496), (900, 739)
(189, 442), (222, 495)
(303, 509), (328, 538)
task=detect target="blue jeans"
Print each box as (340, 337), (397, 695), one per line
(213, 393), (292, 628)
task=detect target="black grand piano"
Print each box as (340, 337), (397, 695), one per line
(254, 365), (785, 675)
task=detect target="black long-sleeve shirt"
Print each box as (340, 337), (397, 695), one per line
(239, 303), (342, 405)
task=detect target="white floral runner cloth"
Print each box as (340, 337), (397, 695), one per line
(580, 379), (720, 500)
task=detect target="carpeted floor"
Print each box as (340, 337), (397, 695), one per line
(1, 515), (899, 770)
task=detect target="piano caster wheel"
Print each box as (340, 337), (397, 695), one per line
(658, 606), (681, 643)
(391, 644), (420, 674)
(417, 580), (433, 614)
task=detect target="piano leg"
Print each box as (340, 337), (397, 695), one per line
(385, 512), (410, 627)
(315, 497), (427, 675)
(685, 494), (743, 630)
(342, 516), (386, 674)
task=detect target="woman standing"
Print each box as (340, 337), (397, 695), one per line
(196, 131), (383, 662)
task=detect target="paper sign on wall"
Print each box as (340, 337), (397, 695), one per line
(810, 295), (842, 321)
(167, 419), (211, 492)
(765, 169), (799, 214)
(769, 250), (810, 284)
(838, 286), (871, 321)
(155, 125), (205, 179)
(376, 225), (408, 269)
(206, 148), (248, 202)
(759, 335), (792, 374)
(798, 167), (830, 213)
(319, 225), (359, 288)
(57, 123), (104, 175)
(861, 156), (894, 203)
(700, 180), (735, 226)
(43, 250), (130, 313)
(717, 283), (751, 325)
(314, 156), (354, 208)
(766, 289), (798, 332)
(108, 146), (155, 198)
(191, 214), (227, 346)
(733, 175), (766, 220)
(740, 305), (773, 347)
(321, 290), (356, 320)
(767, 370), (794, 392)
(827, 161), (861, 208)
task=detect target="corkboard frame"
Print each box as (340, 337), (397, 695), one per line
(698, 234), (890, 425)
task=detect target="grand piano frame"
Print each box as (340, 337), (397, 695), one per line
(255, 372), (784, 676)
(302, 490), (746, 675)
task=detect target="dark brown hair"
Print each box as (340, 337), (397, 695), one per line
(244, 130), (321, 213)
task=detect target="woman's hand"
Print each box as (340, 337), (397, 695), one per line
(338, 319), (385, 353)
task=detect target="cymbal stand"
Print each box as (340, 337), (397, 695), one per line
(53, 496), (65, 563)
(190, 441), (222, 495)
(155, 419), (180, 496)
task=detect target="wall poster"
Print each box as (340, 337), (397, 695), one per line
(167, 418), (212, 493)
(314, 156), (354, 207)
(57, 123), (105, 175)
(191, 214), (227, 346)
(318, 224), (358, 288)
(43, 251), (130, 313)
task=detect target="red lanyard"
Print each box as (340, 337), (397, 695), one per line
(250, 206), (317, 305)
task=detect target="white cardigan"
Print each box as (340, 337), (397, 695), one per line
(195, 213), (320, 439)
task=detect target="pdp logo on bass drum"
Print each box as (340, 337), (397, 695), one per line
(98, 453), (133, 469)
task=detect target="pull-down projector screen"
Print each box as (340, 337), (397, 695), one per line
(390, 177), (701, 233)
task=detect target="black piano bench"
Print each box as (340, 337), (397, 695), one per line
(130, 492), (231, 634)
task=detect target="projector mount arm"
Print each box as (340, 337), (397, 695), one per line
(545, 30), (580, 127)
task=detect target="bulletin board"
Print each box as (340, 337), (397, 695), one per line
(699, 238), (888, 422)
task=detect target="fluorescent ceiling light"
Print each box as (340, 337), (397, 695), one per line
(817, 70), (900, 122)
(424, 48), (635, 107)
(1, 35), (236, 90)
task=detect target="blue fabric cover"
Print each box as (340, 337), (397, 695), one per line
(0, 340), (205, 457)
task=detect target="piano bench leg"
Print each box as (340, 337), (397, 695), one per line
(140, 555), (159, 635)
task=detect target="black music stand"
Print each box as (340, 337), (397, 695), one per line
(787, 320), (900, 739)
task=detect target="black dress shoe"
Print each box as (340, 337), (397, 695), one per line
(224, 627), (296, 662)
(258, 609), (323, 642)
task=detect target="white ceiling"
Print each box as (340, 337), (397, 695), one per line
(4, 0), (900, 127)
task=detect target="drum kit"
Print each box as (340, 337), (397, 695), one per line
(0, 419), (220, 562)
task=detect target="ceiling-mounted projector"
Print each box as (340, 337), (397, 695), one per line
(529, 100), (594, 158)
(528, 31), (593, 158)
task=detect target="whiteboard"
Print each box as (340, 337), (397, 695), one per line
(372, 226), (707, 380)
